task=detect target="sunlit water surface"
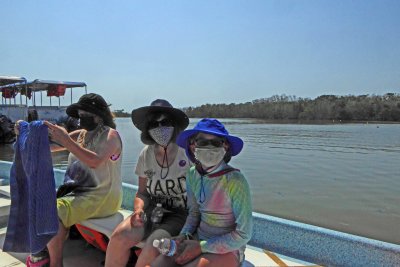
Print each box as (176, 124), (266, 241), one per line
(1, 118), (399, 244)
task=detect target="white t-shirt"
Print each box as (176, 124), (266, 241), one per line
(135, 145), (191, 210)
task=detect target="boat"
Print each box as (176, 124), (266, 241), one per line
(0, 76), (87, 125)
(0, 160), (399, 266)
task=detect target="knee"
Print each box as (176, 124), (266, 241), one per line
(110, 228), (129, 244)
(109, 223), (140, 247)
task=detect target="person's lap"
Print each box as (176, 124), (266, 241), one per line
(150, 251), (239, 267)
(184, 252), (239, 267)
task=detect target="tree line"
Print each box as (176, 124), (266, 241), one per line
(113, 93), (400, 122)
(182, 93), (400, 122)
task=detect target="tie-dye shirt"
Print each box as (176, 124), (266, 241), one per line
(180, 162), (253, 259)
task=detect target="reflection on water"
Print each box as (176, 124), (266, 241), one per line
(1, 118), (399, 244)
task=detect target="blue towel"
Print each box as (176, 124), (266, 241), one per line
(3, 120), (59, 253)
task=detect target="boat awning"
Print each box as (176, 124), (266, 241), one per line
(26, 80), (87, 91)
(0, 79), (87, 91)
(0, 76), (27, 86)
(1, 79), (87, 101)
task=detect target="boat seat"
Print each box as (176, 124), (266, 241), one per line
(78, 209), (145, 249)
(0, 248), (26, 266)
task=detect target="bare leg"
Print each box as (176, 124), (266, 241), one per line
(135, 229), (171, 267)
(47, 221), (68, 267)
(183, 252), (239, 267)
(150, 254), (177, 267)
(105, 216), (144, 267)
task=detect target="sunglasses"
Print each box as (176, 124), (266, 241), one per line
(78, 113), (95, 118)
(78, 110), (95, 118)
(194, 138), (225, 148)
(148, 118), (173, 129)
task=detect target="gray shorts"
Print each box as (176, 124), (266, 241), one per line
(143, 204), (188, 239)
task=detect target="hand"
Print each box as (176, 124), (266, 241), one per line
(44, 121), (69, 146)
(14, 120), (23, 136)
(130, 209), (146, 228)
(175, 240), (202, 265)
(172, 234), (187, 243)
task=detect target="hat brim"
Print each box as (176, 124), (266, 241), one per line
(66, 102), (106, 118)
(177, 128), (244, 157)
(131, 106), (189, 131)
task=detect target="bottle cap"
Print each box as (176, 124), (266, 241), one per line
(153, 239), (160, 247)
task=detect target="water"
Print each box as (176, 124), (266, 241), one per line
(1, 118), (399, 244)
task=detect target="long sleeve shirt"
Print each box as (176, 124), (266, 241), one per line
(180, 163), (253, 255)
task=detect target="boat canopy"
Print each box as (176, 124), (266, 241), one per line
(0, 76), (27, 86)
(0, 77), (87, 106)
(24, 79), (87, 91)
(0, 79), (86, 92)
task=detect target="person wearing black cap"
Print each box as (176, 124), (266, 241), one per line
(105, 99), (191, 267)
(41, 93), (123, 267)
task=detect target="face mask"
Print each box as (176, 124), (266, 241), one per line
(194, 147), (226, 168)
(149, 126), (174, 147)
(79, 116), (98, 131)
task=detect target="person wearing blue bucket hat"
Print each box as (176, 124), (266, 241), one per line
(151, 118), (253, 267)
(106, 99), (191, 267)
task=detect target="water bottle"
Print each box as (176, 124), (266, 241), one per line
(151, 203), (164, 224)
(139, 210), (147, 223)
(153, 238), (177, 256)
(131, 210), (147, 227)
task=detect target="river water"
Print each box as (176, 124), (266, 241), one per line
(1, 118), (399, 244)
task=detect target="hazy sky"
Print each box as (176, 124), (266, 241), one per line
(1, 0), (399, 111)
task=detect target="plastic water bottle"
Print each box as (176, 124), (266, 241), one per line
(140, 211), (147, 223)
(131, 210), (147, 227)
(153, 238), (177, 256)
(151, 203), (164, 224)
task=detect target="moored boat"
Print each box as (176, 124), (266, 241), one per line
(0, 76), (86, 126)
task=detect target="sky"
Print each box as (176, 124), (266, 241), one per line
(1, 0), (400, 111)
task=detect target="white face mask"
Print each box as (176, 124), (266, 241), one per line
(194, 147), (226, 169)
(149, 126), (174, 147)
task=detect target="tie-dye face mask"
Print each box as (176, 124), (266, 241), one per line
(149, 126), (174, 147)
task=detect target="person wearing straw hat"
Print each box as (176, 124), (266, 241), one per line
(105, 99), (191, 267)
(152, 118), (253, 267)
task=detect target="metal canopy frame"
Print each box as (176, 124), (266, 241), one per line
(0, 76), (27, 86)
(0, 77), (87, 107)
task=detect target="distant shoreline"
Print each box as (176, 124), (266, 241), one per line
(225, 119), (400, 125)
(113, 93), (400, 123)
(113, 115), (400, 125)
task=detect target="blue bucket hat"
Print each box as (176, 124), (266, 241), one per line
(176, 118), (244, 157)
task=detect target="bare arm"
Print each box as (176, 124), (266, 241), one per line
(130, 176), (149, 227)
(49, 129), (82, 152)
(44, 121), (121, 168)
(134, 176), (149, 212)
(14, 120), (80, 153)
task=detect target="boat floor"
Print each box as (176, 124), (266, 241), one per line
(0, 241), (320, 267)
